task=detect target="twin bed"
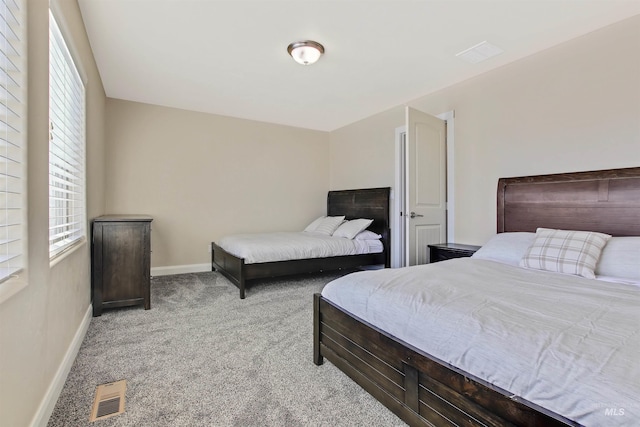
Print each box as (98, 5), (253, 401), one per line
(211, 187), (390, 299)
(315, 167), (640, 427)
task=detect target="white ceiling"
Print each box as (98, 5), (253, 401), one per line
(77, 1), (640, 132)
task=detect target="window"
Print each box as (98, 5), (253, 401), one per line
(49, 11), (86, 259)
(0, 0), (25, 283)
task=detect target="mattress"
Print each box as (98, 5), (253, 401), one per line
(217, 231), (383, 264)
(321, 258), (640, 426)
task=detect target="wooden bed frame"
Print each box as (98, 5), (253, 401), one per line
(314, 167), (640, 427)
(212, 187), (390, 299)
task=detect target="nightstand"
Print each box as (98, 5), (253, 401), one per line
(428, 243), (481, 263)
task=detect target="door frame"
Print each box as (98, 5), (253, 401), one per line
(392, 127), (407, 268)
(392, 110), (455, 268)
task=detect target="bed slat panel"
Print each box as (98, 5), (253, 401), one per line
(320, 344), (437, 427)
(321, 321), (404, 386)
(319, 298), (411, 367)
(419, 373), (514, 427)
(320, 328), (405, 402)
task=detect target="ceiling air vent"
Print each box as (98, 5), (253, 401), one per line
(456, 41), (503, 64)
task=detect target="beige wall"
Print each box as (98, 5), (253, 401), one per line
(330, 15), (640, 246)
(0, 1), (106, 426)
(329, 106), (404, 190)
(105, 100), (330, 268)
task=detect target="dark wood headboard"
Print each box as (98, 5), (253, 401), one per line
(497, 167), (640, 236)
(327, 187), (390, 237)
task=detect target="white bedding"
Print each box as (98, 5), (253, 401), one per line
(321, 258), (640, 426)
(217, 231), (382, 264)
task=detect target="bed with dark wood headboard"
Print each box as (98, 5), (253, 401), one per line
(314, 167), (640, 427)
(211, 187), (390, 299)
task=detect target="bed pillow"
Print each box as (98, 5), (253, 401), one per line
(354, 230), (382, 240)
(312, 216), (346, 235)
(471, 232), (535, 266)
(332, 219), (374, 239)
(303, 216), (325, 232)
(519, 228), (611, 279)
(595, 237), (640, 281)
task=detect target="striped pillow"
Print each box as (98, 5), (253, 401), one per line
(303, 216), (325, 232)
(519, 228), (611, 279)
(332, 218), (373, 239)
(312, 216), (345, 235)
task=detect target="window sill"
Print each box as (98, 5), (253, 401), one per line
(50, 237), (87, 268)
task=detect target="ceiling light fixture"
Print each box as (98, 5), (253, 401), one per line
(287, 40), (324, 65)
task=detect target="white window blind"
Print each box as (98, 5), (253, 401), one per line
(0, 0), (25, 283)
(49, 11), (86, 259)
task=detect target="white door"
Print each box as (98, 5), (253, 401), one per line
(406, 107), (447, 265)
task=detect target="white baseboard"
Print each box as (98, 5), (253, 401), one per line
(151, 263), (211, 277)
(31, 304), (92, 427)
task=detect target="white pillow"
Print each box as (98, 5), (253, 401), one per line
(303, 216), (325, 232)
(519, 228), (611, 279)
(471, 232), (535, 266)
(354, 230), (382, 240)
(332, 219), (374, 239)
(312, 216), (345, 235)
(595, 237), (640, 281)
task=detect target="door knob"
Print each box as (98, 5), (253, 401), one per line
(410, 212), (424, 218)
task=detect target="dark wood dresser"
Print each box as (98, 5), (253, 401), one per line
(91, 215), (153, 316)
(428, 243), (481, 263)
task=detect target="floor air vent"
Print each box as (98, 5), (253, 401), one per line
(90, 380), (126, 422)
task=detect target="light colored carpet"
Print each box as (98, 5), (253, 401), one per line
(47, 271), (406, 426)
